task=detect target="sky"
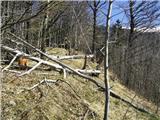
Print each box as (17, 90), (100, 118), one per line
(96, 0), (160, 28)
(97, 1), (129, 27)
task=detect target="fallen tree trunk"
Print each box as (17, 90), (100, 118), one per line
(110, 90), (152, 114)
(76, 69), (100, 76)
(2, 45), (152, 115)
(6, 32), (153, 115)
(1, 45), (61, 68)
(8, 32), (105, 89)
(2, 45), (100, 77)
(49, 54), (94, 60)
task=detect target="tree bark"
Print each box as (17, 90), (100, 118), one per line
(40, 15), (47, 58)
(92, 0), (97, 57)
(82, 54), (87, 70)
(125, 0), (135, 86)
(103, 0), (113, 120)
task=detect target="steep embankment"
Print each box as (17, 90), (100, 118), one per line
(1, 48), (160, 120)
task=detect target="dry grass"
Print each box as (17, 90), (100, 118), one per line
(1, 48), (160, 120)
(2, 70), (160, 120)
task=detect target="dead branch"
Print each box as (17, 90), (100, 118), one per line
(7, 32), (104, 89)
(5, 37), (23, 46)
(0, 66), (21, 74)
(122, 94), (137, 120)
(4, 69), (22, 74)
(2, 45), (100, 77)
(76, 69), (100, 75)
(1, 1), (56, 30)
(63, 68), (67, 79)
(110, 90), (152, 114)
(1, 45), (63, 69)
(2, 53), (21, 72)
(18, 61), (42, 76)
(83, 109), (89, 120)
(26, 79), (58, 90)
(49, 54), (94, 60)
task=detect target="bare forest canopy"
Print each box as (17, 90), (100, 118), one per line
(1, 0), (160, 120)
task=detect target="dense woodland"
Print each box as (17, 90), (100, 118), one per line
(1, 0), (160, 120)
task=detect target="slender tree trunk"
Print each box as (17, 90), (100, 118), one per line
(82, 54), (87, 70)
(125, 0), (135, 86)
(75, 22), (78, 49)
(25, 2), (31, 54)
(40, 1), (50, 58)
(10, 2), (15, 33)
(92, 0), (97, 62)
(92, 0), (97, 54)
(40, 15), (46, 58)
(128, 0), (134, 47)
(103, 0), (112, 120)
(25, 21), (30, 54)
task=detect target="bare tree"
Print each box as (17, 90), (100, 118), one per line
(125, 0), (160, 86)
(103, 0), (113, 120)
(125, 0), (135, 86)
(87, 0), (106, 61)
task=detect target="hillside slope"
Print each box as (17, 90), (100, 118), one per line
(1, 48), (160, 120)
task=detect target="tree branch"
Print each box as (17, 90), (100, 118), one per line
(1, 1), (57, 30)
(18, 61), (42, 76)
(2, 53), (21, 72)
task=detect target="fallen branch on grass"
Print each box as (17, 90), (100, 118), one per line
(0, 60), (10, 64)
(19, 61), (42, 76)
(110, 90), (152, 114)
(25, 78), (98, 119)
(122, 94), (137, 120)
(2, 53), (21, 72)
(49, 54), (94, 60)
(6, 32), (153, 115)
(3, 69), (22, 74)
(7, 32), (104, 89)
(26, 79), (58, 90)
(2, 45), (101, 78)
(76, 69), (100, 76)
(1, 65), (21, 74)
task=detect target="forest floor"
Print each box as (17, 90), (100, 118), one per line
(1, 47), (160, 120)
